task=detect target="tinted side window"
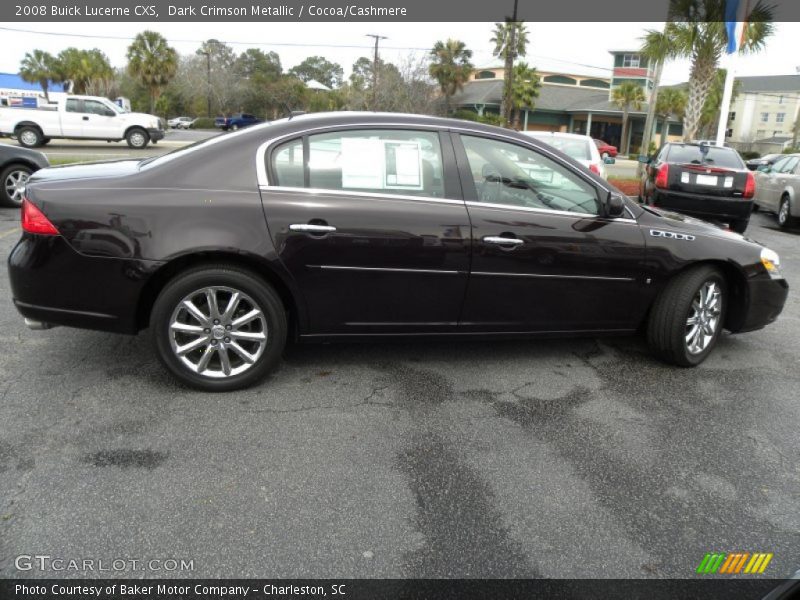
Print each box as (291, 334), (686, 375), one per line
(84, 100), (112, 116)
(461, 135), (599, 215)
(65, 99), (81, 113)
(306, 129), (445, 198)
(271, 138), (304, 188)
(779, 157), (799, 173)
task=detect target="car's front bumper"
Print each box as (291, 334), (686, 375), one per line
(736, 275), (789, 333)
(652, 189), (753, 222)
(148, 128), (165, 142)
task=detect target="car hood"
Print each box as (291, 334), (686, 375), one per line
(28, 160), (142, 183)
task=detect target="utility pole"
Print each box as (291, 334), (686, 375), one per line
(366, 34), (387, 111)
(200, 50), (211, 117)
(502, 0), (519, 128)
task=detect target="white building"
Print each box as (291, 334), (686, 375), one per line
(727, 75), (800, 152)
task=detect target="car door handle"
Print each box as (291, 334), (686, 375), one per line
(483, 236), (524, 246)
(289, 223), (337, 233)
(82, 116), (89, 121)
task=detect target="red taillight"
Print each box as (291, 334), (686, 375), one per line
(744, 171), (756, 199)
(21, 199), (59, 235)
(655, 164), (669, 189)
(589, 163), (600, 175)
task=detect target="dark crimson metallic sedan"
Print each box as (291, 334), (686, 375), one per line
(8, 113), (789, 391)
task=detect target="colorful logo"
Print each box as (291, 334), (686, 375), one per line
(696, 552), (773, 575)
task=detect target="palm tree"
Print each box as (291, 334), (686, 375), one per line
(54, 48), (114, 95)
(655, 87), (687, 147)
(509, 62), (540, 130)
(127, 30), (179, 114)
(698, 69), (741, 139)
(428, 39), (473, 116)
(612, 82), (646, 156)
(19, 50), (58, 101)
(491, 20), (528, 126)
(640, 0), (774, 142)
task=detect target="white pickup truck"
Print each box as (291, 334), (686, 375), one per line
(0, 95), (165, 149)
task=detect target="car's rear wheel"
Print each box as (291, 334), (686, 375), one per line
(17, 126), (43, 148)
(647, 265), (726, 367)
(125, 127), (149, 149)
(777, 196), (795, 228)
(1, 163), (32, 207)
(151, 266), (287, 391)
(730, 219), (748, 234)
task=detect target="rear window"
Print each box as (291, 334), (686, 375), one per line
(532, 136), (592, 161)
(666, 145), (744, 169)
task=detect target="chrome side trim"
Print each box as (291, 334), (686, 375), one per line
(466, 200), (638, 223)
(650, 229), (696, 241)
(260, 185), (466, 206)
(290, 224), (336, 233)
(310, 265), (462, 275)
(471, 271), (635, 282)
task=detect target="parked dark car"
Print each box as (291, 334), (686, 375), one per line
(8, 113), (788, 391)
(639, 142), (756, 234)
(214, 113), (263, 131)
(746, 153), (782, 172)
(0, 143), (49, 207)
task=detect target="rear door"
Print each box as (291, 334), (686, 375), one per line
(453, 132), (649, 333)
(258, 126), (471, 335)
(60, 97), (85, 137)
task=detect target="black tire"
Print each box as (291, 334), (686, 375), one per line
(730, 219), (748, 234)
(777, 196), (795, 229)
(151, 265), (287, 391)
(16, 126), (43, 148)
(125, 127), (149, 149)
(647, 265), (727, 367)
(1, 163), (33, 207)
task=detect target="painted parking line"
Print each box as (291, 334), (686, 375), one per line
(0, 227), (20, 239)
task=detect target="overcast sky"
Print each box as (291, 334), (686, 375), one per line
(2, 21), (799, 86)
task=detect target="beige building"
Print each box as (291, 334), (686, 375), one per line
(727, 75), (800, 152)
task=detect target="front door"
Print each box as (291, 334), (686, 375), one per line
(259, 127), (471, 335)
(80, 99), (118, 139)
(453, 132), (649, 333)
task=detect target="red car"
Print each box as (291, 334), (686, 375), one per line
(593, 139), (618, 158)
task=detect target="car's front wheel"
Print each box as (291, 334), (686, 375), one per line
(151, 266), (287, 391)
(1, 163), (32, 207)
(777, 196), (795, 228)
(647, 265), (726, 367)
(125, 127), (149, 149)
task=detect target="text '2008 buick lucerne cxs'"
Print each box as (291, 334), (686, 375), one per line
(7, 113), (789, 391)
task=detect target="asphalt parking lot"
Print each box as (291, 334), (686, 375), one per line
(0, 207), (798, 579)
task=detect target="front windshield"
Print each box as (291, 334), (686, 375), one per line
(101, 98), (125, 114)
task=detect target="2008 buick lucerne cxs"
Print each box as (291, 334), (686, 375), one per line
(8, 113), (789, 391)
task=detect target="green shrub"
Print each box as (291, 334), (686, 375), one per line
(782, 146), (800, 154)
(453, 110), (505, 127)
(192, 117), (216, 130)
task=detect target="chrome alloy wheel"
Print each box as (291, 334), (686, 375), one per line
(129, 131), (147, 147)
(19, 130), (38, 146)
(685, 281), (722, 355)
(168, 286), (268, 378)
(4, 169), (29, 205)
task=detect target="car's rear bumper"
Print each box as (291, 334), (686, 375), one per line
(736, 276), (789, 333)
(8, 233), (160, 334)
(652, 189), (753, 222)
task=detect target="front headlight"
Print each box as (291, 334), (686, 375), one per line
(760, 247), (783, 279)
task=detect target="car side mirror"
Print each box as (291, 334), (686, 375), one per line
(604, 157), (616, 165)
(605, 192), (626, 218)
(637, 155), (651, 164)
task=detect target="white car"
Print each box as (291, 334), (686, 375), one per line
(168, 116), (196, 129)
(523, 131), (608, 179)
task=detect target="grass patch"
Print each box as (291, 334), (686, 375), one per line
(48, 156), (94, 166)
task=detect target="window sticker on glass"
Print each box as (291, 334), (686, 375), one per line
(341, 138), (384, 189)
(384, 141), (422, 189)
